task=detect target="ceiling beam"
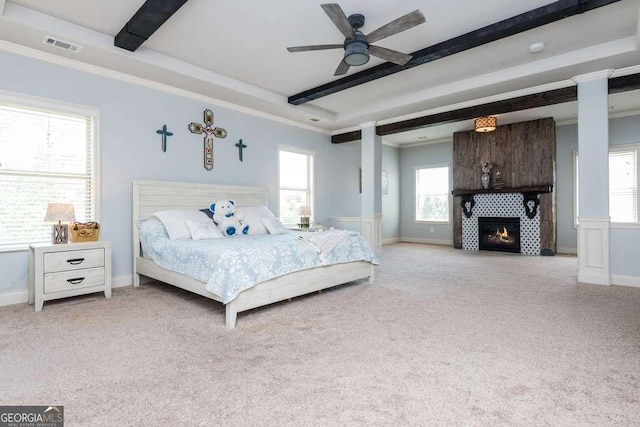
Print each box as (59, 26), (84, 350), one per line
(331, 71), (640, 143)
(609, 73), (640, 94)
(115, 0), (188, 52)
(290, 0), (622, 105)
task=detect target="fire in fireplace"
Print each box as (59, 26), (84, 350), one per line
(478, 217), (521, 253)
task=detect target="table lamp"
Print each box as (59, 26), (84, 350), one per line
(299, 205), (311, 229)
(44, 203), (76, 244)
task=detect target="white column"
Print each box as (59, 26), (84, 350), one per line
(573, 70), (612, 285)
(360, 121), (382, 247)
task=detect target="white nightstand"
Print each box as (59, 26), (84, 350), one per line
(28, 241), (112, 312)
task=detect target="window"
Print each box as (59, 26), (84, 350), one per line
(0, 95), (98, 249)
(574, 146), (639, 223)
(278, 146), (314, 226)
(416, 165), (450, 222)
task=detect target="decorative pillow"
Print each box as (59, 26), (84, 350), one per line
(199, 208), (214, 220)
(235, 206), (275, 235)
(153, 210), (211, 240)
(185, 219), (223, 240)
(261, 217), (290, 235)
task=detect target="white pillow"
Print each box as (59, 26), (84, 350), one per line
(236, 206), (275, 235)
(261, 217), (290, 235)
(185, 219), (223, 240)
(153, 210), (211, 240)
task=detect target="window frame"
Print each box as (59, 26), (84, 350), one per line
(573, 144), (640, 227)
(0, 89), (100, 252)
(414, 163), (451, 224)
(276, 144), (315, 227)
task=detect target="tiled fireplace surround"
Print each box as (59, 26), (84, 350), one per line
(462, 193), (541, 256)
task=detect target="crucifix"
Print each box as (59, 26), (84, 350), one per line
(235, 139), (247, 162)
(188, 109), (227, 171)
(156, 124), (173, 152)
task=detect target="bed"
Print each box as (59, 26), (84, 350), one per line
(132, 180), (377, 329)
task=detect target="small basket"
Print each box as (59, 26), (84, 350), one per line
(69, 222), (100, 242)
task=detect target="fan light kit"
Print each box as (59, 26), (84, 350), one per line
(287, 4), (425, 76)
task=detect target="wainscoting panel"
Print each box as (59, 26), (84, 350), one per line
(577, 217), (610, 285)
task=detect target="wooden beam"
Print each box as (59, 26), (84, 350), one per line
(331, 130), (362, 144)
(376, 87), (577, 136)
(115, 0), (188, 52)
(608, 73), (640, 94)
(289, 0), (622, 105)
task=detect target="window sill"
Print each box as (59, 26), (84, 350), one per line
(415, 220), (450, 225)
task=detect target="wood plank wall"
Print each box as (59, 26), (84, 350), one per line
(452, 117), (556, 253)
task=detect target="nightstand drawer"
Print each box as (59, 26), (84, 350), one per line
(44, 267), (105, 294)
(44, 249), (104, 273)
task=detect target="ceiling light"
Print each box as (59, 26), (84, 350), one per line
(529, 42), (545, 53)
(344, 33), (370, 66)
(475, 116), (497, 132)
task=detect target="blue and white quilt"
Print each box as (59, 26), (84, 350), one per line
(137, 218), (378, 303)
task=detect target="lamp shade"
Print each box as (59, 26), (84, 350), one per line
(475, 116), (497, 132)
(44, 203), (76, 223)
(299, 205), (311, 216)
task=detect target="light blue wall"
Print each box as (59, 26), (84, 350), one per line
(0, 50), (361, 296)
(399, 141), (453, 243)
(382, 145), (400, 241)
(556, 115), (640, 277)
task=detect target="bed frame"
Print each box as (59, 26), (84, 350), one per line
(132, 180), (375, 329)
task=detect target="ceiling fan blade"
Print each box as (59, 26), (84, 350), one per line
(369, 45), (412, 65)
(321, 4), (355, 39)
(366, 10), (425, 44)
(334, 60), (350, 76)
(287, 44), (344, 52)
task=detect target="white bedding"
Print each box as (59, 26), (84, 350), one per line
(137, 218), (378, 303)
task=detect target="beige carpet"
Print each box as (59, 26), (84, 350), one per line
(1, 243), (639, 426)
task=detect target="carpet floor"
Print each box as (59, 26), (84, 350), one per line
(1, 243), (639, 426)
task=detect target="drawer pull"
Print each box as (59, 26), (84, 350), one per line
(66, 277), (85, 285)
(66, 258), (85, 265)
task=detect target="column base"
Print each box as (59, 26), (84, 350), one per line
(577, 217), (610, 286)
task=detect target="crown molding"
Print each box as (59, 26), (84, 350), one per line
(572, 69), (615, 84)
(397, 137), (454, 149)
(610, 64), (640, 78)
(0, 39), (331, 135)
(381, 140), (400, 148)
(359, 121), (377, 129)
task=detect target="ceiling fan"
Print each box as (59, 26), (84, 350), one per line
(287, 4), (425, 76)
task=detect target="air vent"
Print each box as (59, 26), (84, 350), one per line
(42, 36), (82, 53)
(309, 118), (320, 122)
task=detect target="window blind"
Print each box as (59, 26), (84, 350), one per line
(0, 105), (96, 247)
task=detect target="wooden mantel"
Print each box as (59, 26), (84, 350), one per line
(451, 185), (552, 196)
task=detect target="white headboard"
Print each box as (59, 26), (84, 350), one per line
(132, 180), (269, 262)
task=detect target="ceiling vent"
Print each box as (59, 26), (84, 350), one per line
(42, 36), (82, 53)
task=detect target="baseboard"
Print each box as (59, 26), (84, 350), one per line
(611, 274), (640, 288)
(0, 290), (28, 306)
(382, 237), (400, 245)
(577, 272), (611, 286)
(400, 237), (454, 246)
(557, 247), (577, 254)
(0, 275), (133, 307)
(112, 275), (133, 289)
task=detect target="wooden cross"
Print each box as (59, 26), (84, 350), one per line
(156, 124), (173, 153)
(235, 139), (247, 162)
(188, 109), (227, 171)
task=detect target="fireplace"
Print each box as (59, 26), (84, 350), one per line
(478, 217), (521, 253)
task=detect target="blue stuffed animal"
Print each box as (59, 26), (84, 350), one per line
(209, 200), (249, 237)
